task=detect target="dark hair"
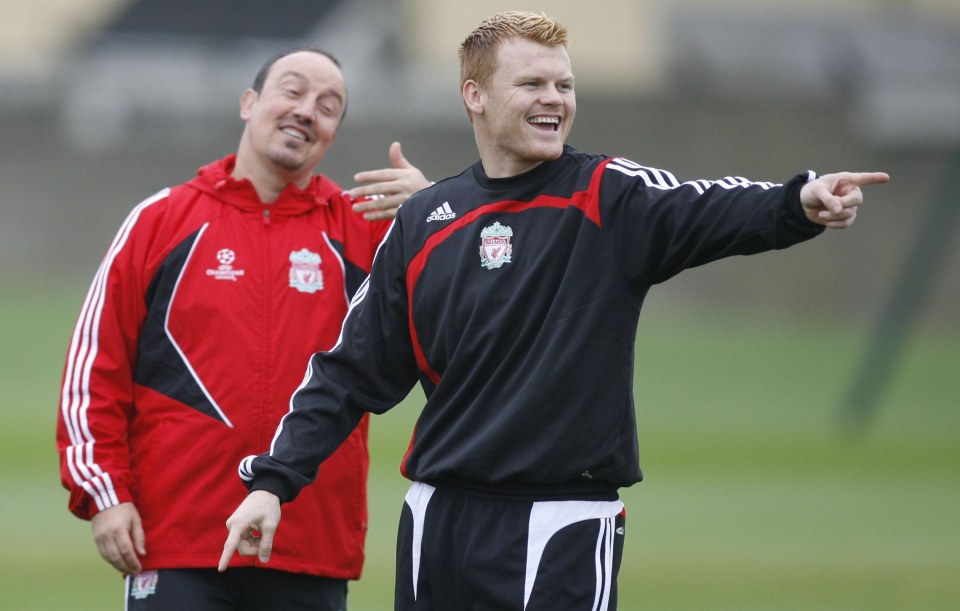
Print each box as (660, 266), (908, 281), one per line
(252, 47), (342, 93)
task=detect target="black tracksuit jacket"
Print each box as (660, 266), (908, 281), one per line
(242, 146), (823, 502)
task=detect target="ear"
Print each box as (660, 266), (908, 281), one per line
(239, 89), (258, 122)
(462, 80), (484, 116)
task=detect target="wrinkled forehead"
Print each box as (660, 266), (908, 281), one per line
(265, 51), (346, 94)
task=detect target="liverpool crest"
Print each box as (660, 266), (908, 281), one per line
(479, 221), (513, 269)
(289, 248), (324, 293)
(131, 570), (159, 600)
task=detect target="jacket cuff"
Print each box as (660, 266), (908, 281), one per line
(783, 171), (826, 233)
(249, 475), (297, 504)
(74, 486), (134, 520)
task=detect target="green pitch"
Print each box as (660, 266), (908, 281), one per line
(2, 281), (958, 610)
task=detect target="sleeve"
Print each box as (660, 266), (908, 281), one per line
(334, 192), (392, 296)
(56, 201), (156, 520)
(241, 215), (420, 503)
(598, 162), (824, 288)
(338, 191), (392, 257)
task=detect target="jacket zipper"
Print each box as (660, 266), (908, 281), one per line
(260, 205), (272, 448)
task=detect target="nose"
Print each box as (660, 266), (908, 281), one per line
(291, 98), (315, 123)
(540, 85), (564, 106)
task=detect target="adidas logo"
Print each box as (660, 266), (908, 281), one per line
(426, 202), (456, 222)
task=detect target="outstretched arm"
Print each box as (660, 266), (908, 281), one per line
(218, 490), (282, 571)
(349, 141), (431, 220)
(800, 171), (890, 229)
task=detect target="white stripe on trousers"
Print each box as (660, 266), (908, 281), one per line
(525, 499), (624, 610)
(403, 482), (436, 601)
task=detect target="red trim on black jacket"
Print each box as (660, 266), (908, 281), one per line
(245, 147), (822, 502)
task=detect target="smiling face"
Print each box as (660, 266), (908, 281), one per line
(463, 37), (575, 178)
(235, 51), (346, 191)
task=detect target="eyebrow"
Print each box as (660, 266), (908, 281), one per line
(276, 70), (308, 85)
(276, 71), (345, 104)
(513, 73), (575, 83)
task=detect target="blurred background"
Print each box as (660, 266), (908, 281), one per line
(1, 0), (958, 609)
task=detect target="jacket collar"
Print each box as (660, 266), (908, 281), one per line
(186, 154), (342, 216)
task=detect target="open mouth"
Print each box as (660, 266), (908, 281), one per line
(280, 126), (310, 142)
(527, 116), (560, 132)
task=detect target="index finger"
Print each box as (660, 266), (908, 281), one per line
(847, 172), (890, 187)
(353, 169), (401, 185)
(218, 527), (242, 572)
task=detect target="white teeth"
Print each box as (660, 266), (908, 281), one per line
(528, 117), (559, 125)
(281, 127), (307, 141)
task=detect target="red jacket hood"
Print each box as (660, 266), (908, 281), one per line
(185, 154), (344, 216)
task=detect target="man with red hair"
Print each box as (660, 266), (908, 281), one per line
(222, 14), (888, 609)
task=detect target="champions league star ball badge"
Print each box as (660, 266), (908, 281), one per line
(206, 248), (246, 281)
(289, 248), (324, 293)
(479, 222), (513, 270)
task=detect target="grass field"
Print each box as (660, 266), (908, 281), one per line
(2, 280), (957, 610)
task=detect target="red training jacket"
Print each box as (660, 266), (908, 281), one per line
(57, 155), (389, 578)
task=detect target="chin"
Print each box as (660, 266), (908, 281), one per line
(531, 145), (565, 161)
(268, 150), (308, 172)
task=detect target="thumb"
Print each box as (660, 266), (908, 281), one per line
(821, 188), (844, 214)
(389, 141), (413, 169)
(803, 180), (843, 215)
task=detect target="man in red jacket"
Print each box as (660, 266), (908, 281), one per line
(57, 47), (430, 610)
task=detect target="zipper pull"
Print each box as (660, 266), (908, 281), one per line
(263, 208), (271, 225)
